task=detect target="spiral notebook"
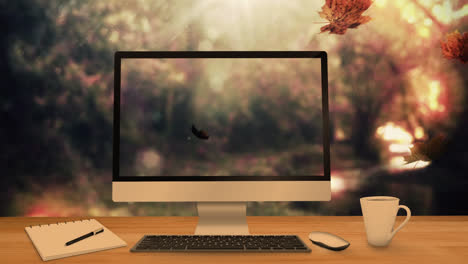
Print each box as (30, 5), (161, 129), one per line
(25, 219), (127, 261)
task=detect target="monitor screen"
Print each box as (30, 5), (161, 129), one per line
(118, 55), (326, 178)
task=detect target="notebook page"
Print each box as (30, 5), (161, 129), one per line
(25, 219), (126, 261)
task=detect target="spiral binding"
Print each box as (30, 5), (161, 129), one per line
(29, 219), (92, 228)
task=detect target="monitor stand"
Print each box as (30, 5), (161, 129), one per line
(195, 202), (250, 235)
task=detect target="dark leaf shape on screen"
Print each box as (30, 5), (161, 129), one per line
(192, 124), (209, 140)
(318, 0), (372, 35)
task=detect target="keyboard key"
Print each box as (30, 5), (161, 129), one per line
(172, 245), (186, 249)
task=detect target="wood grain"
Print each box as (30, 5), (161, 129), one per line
(1, 216), (467, 264)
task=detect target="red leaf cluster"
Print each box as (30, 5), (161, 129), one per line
(318, 0), (373, 35)
(440, 30), (468, 64)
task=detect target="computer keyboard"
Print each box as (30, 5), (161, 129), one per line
(131, 235), (311, 252)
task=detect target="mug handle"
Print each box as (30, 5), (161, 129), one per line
(389, 205), (411, 240)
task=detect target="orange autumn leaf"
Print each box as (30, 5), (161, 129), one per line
(404, 134), (447, 164)
(318, 0), (373, 35)
(440, 30), (468, 64)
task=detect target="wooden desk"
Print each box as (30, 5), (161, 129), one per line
(1, 216), (467, 264)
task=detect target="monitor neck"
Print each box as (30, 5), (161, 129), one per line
(195, 202), (249, 235)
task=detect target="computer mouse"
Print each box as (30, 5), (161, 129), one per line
(308, 231), (350, 251)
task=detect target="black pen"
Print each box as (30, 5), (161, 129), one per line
(65, 227), (104, 246)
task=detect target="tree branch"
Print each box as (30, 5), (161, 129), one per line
(409, 0), (446, 32)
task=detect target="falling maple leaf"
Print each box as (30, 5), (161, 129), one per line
(440, 30), (468, 64)
(318, 0), (373, 35)
(404, 134), (447, 164)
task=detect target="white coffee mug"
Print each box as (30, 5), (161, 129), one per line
(360, 196), (411, 247)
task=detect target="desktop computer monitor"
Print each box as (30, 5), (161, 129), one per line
(113, 51), (330, 235)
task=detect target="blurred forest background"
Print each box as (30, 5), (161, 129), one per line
(1, 0), (467, 216)
(120, 58), (325, 177)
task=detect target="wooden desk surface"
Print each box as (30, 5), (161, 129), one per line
(1, 216), (467, 264)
